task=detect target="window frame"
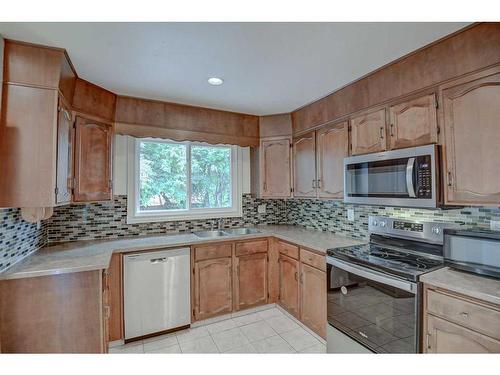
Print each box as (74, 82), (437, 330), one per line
(127, 137), (242, 224)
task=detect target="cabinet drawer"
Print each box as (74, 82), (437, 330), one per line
(277, 240), (299, 259)
(235, 239), (268, 257)
(194, 243), (232, 261)
(300, 248), (325, 272)
(427, 289), (500, 340)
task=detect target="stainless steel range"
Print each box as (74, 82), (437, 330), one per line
(326, 216), (451, 353)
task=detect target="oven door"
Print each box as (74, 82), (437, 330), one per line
(326, 256), (420, 353)
(344, 144), (437, 208)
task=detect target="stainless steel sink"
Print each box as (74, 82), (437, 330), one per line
(194, 230), (229, 238)
(223, 228), (261, 235)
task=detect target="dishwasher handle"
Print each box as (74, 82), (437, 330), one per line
(150, 257), (168, 264)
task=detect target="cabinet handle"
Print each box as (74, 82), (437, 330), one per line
(390, 123), (394, 137)
(379, 127), (384, 139)
(317, 179), (321, 189)
(300, 273), (303, 284)
(294, 272), (298, 281)
(104, 306), (110, 320)
(447, 171), (453, 187)
(263, 181), (267, 191)
(426, 333), (431, 350)
(459, 312), (469, 319)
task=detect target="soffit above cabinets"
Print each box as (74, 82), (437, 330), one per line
(0, 22), (468, 115)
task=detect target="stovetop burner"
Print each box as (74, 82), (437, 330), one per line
(327, 243), (444, 281)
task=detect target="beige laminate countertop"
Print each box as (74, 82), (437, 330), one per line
(420, 267), (500, 306)
(0, 225), (364, 281)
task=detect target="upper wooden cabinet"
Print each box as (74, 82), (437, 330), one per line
(260, 138), (291, 198)
(73, 116), (113, 202)
(442, 69), (500, 206)
(388, 93), (438, 150)
(55, 99), (74, 205)
(316, 122), (348, 199)
(350, 108), (387, 156)
(293, 132), (317, 198)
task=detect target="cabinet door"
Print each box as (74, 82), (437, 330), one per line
(107, 253), (123, 342)
(316, 122), (348, 199)
(293, 132), (316, 197)
(350, 108), (387, 155)
(234, 252), (268, 311)
(55, 100), (73, 204)
(300, 263), (326, 338)
(194, 257), (232, 321)
(260, 138), (291, 197)
(278, 254), (300, 318)
(389, 93), (438, 150)
(442, 71), (500, 205)
(426, 315), (500, 353)
(73, 116), (112, 202)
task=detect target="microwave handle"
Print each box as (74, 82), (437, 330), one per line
(406, 157), (416, 198)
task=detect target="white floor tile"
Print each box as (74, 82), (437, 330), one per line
(211, 327), (250, 352)
(299, 343), (326, 353)
(258, 308), (283, 320)
(109, 343), (144, 354)
(179, 336), (219, 353)
(266, 315), (300, 334)
(205, 318), (237, 335)
(232, 312), (262, 327)
(145, 344), (182, 354)
(281, 328), (321, 352)
(224, 343), (257, 353)
(252, 335), (295, 353)
(143, 334), (178, 352)
(175, 326), (210, 344)
(240, 320), (277, 342)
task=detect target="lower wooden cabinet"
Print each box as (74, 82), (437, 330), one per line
(299, 262), (326, 338)
(193, 256), (233, 321)
(234, 252), (268, 310)
(278, 253), (300, 318)
(107, 253), (123, 342)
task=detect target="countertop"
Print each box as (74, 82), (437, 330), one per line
(420, 267), (500, 306)
(0, 225), (364, 281)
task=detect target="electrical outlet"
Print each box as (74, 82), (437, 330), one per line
(347, 208), (355, 222)
(257, 204), (267, 214)
(490, 220), (500, 231)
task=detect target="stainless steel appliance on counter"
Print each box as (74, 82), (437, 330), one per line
(444, 228), (500, 279)
(326, 216), (451, 353)
(124, 248), (191, 340)
(344, 144), (439, 208)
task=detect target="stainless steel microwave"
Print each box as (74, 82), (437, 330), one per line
(344, 144), (439, 208)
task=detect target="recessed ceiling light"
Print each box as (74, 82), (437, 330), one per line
(208, 77), (224, 86)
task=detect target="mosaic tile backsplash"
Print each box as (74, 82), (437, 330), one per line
(3, 193), (500, 272)
(0, 208), (48, 271)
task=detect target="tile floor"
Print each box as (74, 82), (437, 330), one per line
(109, 307), (326, 354)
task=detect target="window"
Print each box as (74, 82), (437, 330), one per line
(127, 137), (242, 223)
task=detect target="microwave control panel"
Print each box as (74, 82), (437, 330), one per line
(416, 155), (432, 198)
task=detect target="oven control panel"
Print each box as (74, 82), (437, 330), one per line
(393, 221), (424, 232)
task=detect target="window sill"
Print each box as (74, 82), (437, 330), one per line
(126, 208), (243, 224)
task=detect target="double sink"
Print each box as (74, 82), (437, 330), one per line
(194, 227), (261, 238)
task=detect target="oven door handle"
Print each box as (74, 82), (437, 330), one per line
(326, 256), (417, 294)
(406, 157), (416, 198)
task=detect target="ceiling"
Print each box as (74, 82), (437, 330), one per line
(0, 22), (468, 115)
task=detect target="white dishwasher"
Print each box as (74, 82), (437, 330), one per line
(124, 248), (191, 340)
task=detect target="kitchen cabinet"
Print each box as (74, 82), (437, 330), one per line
(423, 285), (500, 353)
(316, 122), (348, 199)
(193, 243), (233, 321)
(234, 239), (269, 310)
(299, 262), (326, 338)
(350, 108), (387, 156)
(442, 68), (500, 206)
(278, 253), (300, 318)
(73, 116), (113, 202)
(107, 253), (123, 343)
(260, 138), (291, 198)
(388, 93), (438, 150)
(55, 99), (73, 204)
(293, 132), (317, 198)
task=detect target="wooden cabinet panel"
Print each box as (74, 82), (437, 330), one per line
(293, 132), (317, 197)
(107, 253), (123, 343)
(73, 116), (113, 202)
(300, 263), (326, 338)
(234, 252), (268, 311)
(389, 93), (438, 150)
(277, 240), (299, 260)
(316, 122), (348, 199)
(260, 138), (291, 197)
(55, 99), (73, 204)
(299, 248), (326, 272)
(194, 243), (232, 261)
(442, 70), (500, 205)
(194, 257), (233, 321)
(72, 78), (117, 122)
(278, 254), (300, 318)
(426, 314), (500, 353)
(350, 108), (387, 155)
(235, 239), (268, 257)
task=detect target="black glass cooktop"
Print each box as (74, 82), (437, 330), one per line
(327, 243), (444, 281)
